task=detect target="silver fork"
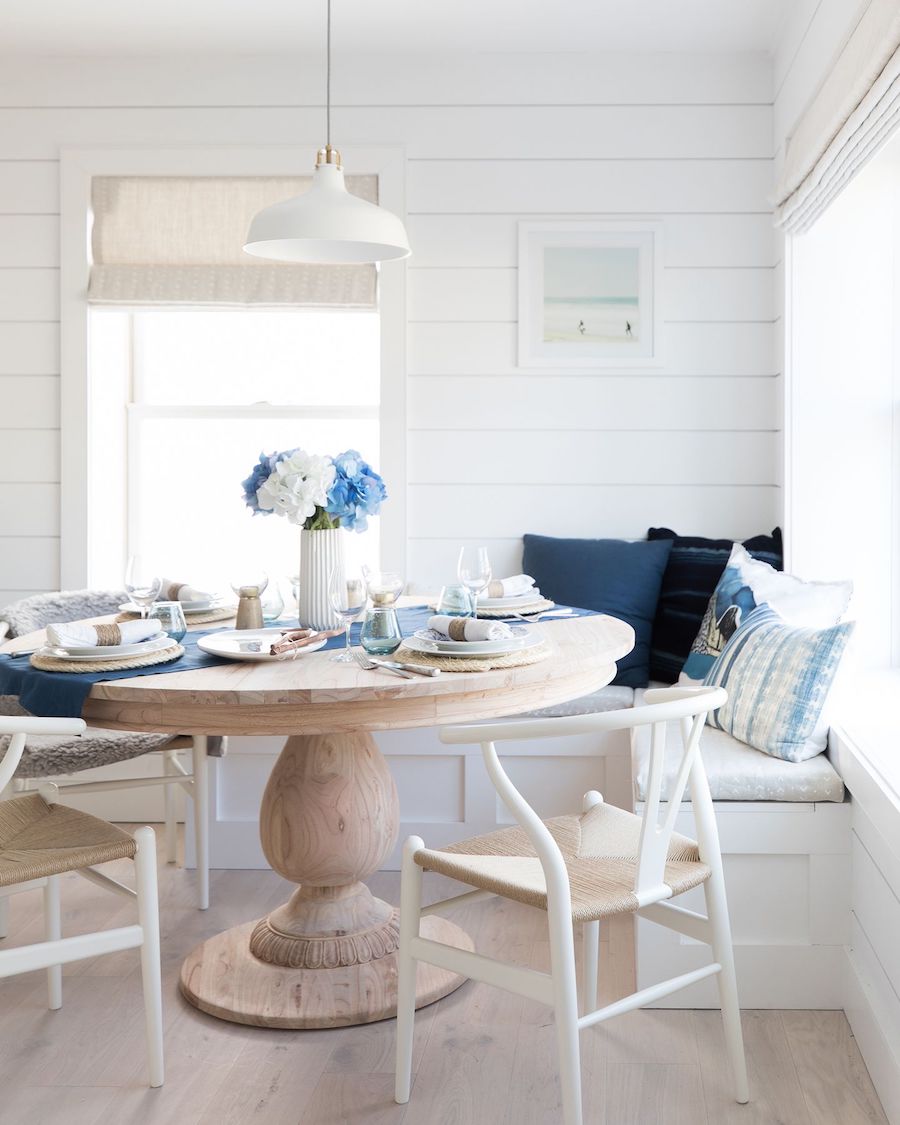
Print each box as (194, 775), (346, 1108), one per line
(505, 609), (576, 622)
(351, 648), (414, 679)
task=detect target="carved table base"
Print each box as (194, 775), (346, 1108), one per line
(180, 915), (472, 1028)
(179, 730), (473, 1028)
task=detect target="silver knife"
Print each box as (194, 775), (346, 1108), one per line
(372, 658), (441, 678)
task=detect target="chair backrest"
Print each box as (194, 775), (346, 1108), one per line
(0, 717), (86, 791)
(0, 590), (126, 639)
(440, 685), (727, 914)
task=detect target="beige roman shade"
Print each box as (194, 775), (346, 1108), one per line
(775, 0), (900, 233)
(88, 175), (378, 306)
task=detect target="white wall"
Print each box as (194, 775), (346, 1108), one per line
(0, 50), (778, 607)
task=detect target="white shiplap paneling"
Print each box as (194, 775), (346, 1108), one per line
(409, 374), (777, 431)
(407, 321), (775, 377)
(0, 375), (59, 428)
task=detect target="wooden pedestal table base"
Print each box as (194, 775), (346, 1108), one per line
(179, 731), (472, 1028)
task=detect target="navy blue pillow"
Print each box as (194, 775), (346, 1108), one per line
(647, 527), (783, 683)
(522, 534), (672, 688)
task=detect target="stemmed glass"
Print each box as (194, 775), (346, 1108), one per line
(125, 555), (162, 621)
(457, 546), (492, 617)
(328, 566), (367, 663)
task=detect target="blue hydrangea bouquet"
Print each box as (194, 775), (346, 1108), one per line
(242, 447), (387, 532)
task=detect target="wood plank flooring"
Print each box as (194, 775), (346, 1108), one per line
(0, 830), (887, 1125)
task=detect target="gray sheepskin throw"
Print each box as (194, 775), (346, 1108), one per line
(0, 589), (126, 639)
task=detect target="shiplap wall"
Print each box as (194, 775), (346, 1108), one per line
(0, 50), (778, 604)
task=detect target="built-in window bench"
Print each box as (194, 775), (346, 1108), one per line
(630, 692), (849, 1010)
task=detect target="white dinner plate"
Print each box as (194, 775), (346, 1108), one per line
(476, 593), (547, 609)
(406, 630), (541, 658)
(119, 601), (227, 616)
(42, 636), (177, 661)
(197, 628), (328, 663)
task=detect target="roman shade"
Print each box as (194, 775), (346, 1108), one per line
(775, 0), (900, 233)
(88, 175), (378, 306)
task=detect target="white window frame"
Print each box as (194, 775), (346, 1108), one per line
(60, 145), (407, 587)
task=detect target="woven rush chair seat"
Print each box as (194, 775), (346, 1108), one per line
(0, 792), (136, 887)
(415, 800), (710, 922)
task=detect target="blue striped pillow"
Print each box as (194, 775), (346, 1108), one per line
(703, 604), (854, 762)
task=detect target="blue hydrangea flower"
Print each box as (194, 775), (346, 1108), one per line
(241, 450), (283, 514)
(325, 449), (388, 532)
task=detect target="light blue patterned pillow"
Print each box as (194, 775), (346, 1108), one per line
(703, 604), (854, 762)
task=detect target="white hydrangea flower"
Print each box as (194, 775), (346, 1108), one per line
(256, 451), (336, 526)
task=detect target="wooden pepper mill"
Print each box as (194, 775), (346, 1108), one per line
(234, 581), (266, 630)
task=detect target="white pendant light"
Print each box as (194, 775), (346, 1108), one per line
(244, 0), (410, 265)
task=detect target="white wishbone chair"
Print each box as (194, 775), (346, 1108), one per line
(0, 717), (164, 1088)
(394, 685), (748, 1125)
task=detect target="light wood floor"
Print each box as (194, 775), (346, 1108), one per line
(0, 829), (888, 1125)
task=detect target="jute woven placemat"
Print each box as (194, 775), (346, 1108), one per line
(393, 640), (551, 673)
(116, 606), (236, 626)
(31, 642), (185, 674)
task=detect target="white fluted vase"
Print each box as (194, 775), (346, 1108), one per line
(298, 527), (345, 630)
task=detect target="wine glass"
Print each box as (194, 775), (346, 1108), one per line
(125, 555), (162, 621)
(328, 566), (367, 663)
(457, 546), (492, 617)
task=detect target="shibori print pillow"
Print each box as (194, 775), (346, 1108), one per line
(680, 543), (852, 683)
(703, 604), (855, 762)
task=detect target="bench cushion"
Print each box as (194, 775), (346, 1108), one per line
(632, 689), (845, 803)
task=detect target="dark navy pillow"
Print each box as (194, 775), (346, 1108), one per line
(522, 534), (672, 688)
(647, 527), (783, 683)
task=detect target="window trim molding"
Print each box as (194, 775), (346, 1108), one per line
(60, 144), (408, 587)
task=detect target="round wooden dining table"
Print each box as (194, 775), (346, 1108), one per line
(77, 611), (633, 1029)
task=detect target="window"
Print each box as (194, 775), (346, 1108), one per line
(88, 306), (381, 593)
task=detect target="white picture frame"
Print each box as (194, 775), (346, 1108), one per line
(518, 220), (664, 368)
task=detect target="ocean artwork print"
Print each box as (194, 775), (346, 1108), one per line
(542, 245), (640, 345)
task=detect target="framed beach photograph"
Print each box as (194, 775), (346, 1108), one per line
(517, 221), (663, 368)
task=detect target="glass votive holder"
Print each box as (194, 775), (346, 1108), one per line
(261, 581), (285, 623)
(360, 606), (403, 656)
(436, 583), (474, 617)
(365, 570), (405, 607)
(148, 600), (187, 643)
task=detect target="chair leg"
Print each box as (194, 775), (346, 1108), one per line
(134, 826), (164, 1089)
(581, 920), (599, 1015)
(704, 872), (749, 1104)
(394, 835), (424, 1105)
(0, 896), (9, 940)
(548, 904), (583, 1125)
(162, 751), (179, 865)
(580, 790), (603, 1018)
(191, 736), (209, 910)
(43, 875), (62, 1010)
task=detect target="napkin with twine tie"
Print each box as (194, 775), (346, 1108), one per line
(427, 615), (516, 642)
(479, 574), (538, 600)
(47, 618), (163, 649)
(159, 579), (215, 603)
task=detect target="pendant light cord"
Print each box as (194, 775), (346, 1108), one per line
(326, 0), (332, 147)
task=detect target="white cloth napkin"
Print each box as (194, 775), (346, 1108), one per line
(427, 615), (514, 642)
(159, 579), (214, 603)
(47, 618), (163, 649)
(479, 574), (538, 600)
